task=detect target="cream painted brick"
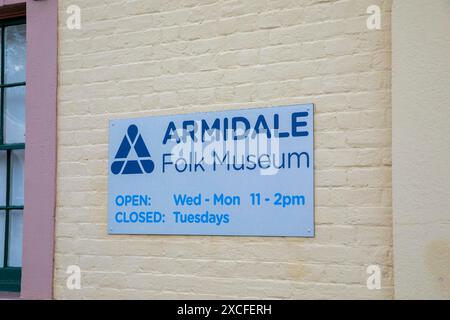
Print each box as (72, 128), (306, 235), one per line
(55, 0), (393, 299)
(347, 167), (392, 188)
(315, 207), (392, 226)
(315, 169), (347, 187)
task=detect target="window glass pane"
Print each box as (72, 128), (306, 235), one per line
(10, 149), (24, 206)
(0, 151), (6, 206)
(0, 211), (4, 267)
(7, 210), (23, 267)
(5, 24), (26, 84)
(4, 86), (26, 144)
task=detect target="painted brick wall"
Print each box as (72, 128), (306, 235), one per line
(55, 0), (393, 299)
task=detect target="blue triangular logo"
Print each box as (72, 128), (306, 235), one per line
(111, 124), (155, 175)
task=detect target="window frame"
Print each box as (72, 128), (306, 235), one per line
(0, 16), (26, 293)
(0, 0), (58, 299)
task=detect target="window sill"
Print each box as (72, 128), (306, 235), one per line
(0, 291), (20, 299)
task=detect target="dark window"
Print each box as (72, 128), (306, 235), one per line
(0, 17), (26, 293)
